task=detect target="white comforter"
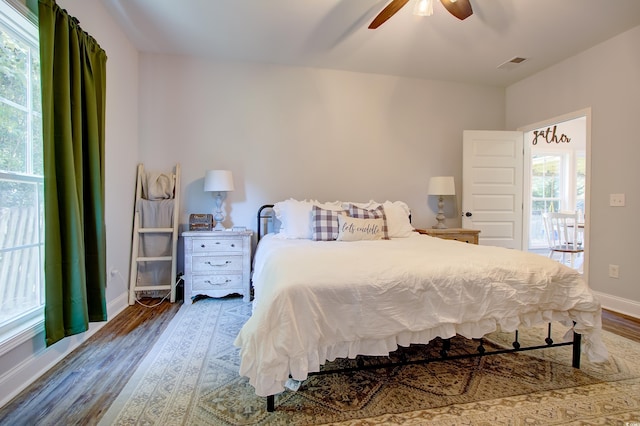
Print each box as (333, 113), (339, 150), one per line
(234, 233), (608, 397)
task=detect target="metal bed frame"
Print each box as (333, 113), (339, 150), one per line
(255, 204), (582, 412)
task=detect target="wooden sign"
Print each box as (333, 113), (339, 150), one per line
(532, 125), (571, 145)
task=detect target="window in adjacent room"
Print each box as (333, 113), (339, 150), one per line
(575, 153), (585, 214)
(0, 0), (44, 351)
(529, 149), (585, 249)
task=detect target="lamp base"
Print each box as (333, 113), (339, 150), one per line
(213, 192), (227, 231)
(432, 196), (448, 229)
(432, 214), (448, 229)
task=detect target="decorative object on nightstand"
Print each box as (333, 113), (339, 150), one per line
(428, 176), (455, 229)
(204, 170), (234, 231)
(182, 230), (253, 303)
(189, 213), (213, 231)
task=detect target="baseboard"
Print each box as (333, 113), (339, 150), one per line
(0, 292), (129, 408)
(106, 291), (130, 320)
(594, 291), (640, 319)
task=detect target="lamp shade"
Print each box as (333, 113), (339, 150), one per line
(204, 170), (235, 192)
(428, 176), (455, 196)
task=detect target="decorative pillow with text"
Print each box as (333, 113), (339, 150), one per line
(348, 204), (389, 239)
(337, 215), (385, 241)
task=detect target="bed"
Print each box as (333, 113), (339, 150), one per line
(234, 199), (608, 411)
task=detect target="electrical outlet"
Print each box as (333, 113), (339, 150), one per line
(608, 264), (619, 279)
(609, 193), (625, 207)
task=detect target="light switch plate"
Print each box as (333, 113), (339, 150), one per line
(610, 193), (625, 207)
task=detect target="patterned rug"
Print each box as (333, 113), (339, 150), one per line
(99, 297), (640, 425)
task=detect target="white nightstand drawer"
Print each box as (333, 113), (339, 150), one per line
(192, 238), (243, 253)
(192, 274), (242, 291)
(192, 255), (243, 272)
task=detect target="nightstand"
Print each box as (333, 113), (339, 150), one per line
(182, 230), (253, 303)
(416, 228), (480, 244)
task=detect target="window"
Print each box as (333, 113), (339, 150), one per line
(530, 154), (562, 248)
(529, 150), (585, 249)
(575, 153), (585, 215)
(0, 0), (43, 349)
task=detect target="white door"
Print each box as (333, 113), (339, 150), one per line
(462, 130), (524, 249)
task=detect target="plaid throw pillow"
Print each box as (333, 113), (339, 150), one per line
(348, 204), (389, 239)
(312, 205), (346, 241)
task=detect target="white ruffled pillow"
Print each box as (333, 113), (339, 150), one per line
(273, 199), (314, 239)
(313, 200), (344, 211)
(341, 200), (379, 210)
(383, 200), (414, 238)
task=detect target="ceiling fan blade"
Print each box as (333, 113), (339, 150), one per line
(369, 0), (411, 29)
(440, 0), (473, 20)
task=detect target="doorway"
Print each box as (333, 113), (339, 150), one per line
(520, 109), (590, 277)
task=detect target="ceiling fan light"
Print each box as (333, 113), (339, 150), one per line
(413, 0), (434, 17)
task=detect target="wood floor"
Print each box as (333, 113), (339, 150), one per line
(0, 302), (638, 426)
(0, 298), (182, 426)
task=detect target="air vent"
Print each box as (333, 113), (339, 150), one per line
(497, 57), (528, 70)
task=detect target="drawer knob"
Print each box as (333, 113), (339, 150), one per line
(231, 244), (235, 247)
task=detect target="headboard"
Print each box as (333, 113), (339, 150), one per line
(257, 204), (276, 242)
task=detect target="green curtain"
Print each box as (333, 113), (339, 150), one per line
(38, 0), (108, 346)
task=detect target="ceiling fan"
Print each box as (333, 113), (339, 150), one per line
(369, 0), (473, 29)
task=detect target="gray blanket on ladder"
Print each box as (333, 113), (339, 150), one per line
(137, 171), (175, 288)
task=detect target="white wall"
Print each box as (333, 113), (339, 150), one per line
(0, 0), (139, 407)
(506, 25), (640, 315)
(137, 55), (505, 242)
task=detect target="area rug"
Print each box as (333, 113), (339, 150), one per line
(99, 297), (640, 425)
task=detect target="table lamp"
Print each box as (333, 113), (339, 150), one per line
(428, 176), (455, 229)
(204, 170), (235, 231)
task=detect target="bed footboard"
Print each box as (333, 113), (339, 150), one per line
(265, 324), (582, 412)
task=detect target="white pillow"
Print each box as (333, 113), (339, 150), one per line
(383, 201), (414, 238)
(313, 200), (344, 211)
(273, 199), (314, 239)
(337, 215), (385, 241)
(341, 200), (379, 210)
